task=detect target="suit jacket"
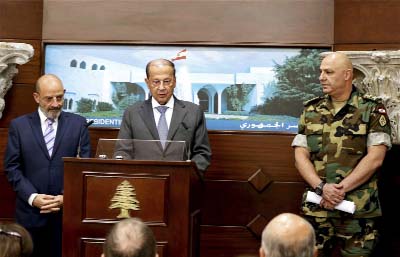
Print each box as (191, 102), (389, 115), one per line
(4, 111), (91, 228)
(117, 96), (211, 172)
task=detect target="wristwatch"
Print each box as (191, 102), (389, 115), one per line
(315, 181), (326, 196)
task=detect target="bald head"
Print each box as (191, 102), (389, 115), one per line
(103, 218), (157, 257)
(35, 74), (64, 94)
(260, 213), (316, 257)
(322, 52), (353, 71)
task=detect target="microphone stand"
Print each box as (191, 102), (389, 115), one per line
(77, 120), (94, 158)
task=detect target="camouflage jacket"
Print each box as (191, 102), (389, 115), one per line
(298, 87), (391, 218)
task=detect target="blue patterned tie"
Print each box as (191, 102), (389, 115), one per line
(156, 106), (168, 149)
(44, 118), (56, 156)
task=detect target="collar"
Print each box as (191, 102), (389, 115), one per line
(320, 86), (360, 110)
(151, 96), (175, 110)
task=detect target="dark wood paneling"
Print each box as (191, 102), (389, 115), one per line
(43, 0), (333, 45)
(334, 0), (400, 44)
(334, 44), (400, 51)
(0, 84), (37, 128)
(200, 226), (259, 257)
(0, 173), (15, 219)
(0, 0), (43, 40)
(0, 0), (43, 224)
(0, 128), (7, 168)
(203, 180), (304, 226)
(207, 132), (300, 181)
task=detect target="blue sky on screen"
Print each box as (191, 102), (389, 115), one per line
(45, 44), (301, 73)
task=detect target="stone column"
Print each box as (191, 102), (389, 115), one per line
(0, 42), (34, 119)
(322, 51), (400, 144)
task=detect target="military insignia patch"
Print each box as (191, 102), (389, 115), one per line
(379, 115), (387, 127)
(378, 107), (387, 114)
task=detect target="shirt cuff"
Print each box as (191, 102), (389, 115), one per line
(291, 134), (308, 148)
(28, 193), (38, 207)
(367, 132), (392, 150)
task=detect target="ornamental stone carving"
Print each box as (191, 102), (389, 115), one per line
(321, 51), (400, 144)
(0, 42), (34, 119)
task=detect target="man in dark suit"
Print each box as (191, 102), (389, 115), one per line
(117, 58), (211, 173)
(4, 74), (91, 257)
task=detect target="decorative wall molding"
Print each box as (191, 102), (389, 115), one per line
(321, 51), (400, 144)
(0, 42), (34, 119)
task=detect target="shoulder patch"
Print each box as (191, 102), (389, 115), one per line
(377, 107), (387, 114)
(373, 103), (388, 114)
(362, 94), (382, 103)
(304, 96), (324, 106)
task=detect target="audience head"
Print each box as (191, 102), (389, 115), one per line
(145, 59), (176, 105)
(259, 213), (317, 257)
(0, 222), (33, 257)
(33, 74), (65, 120)
(102, 218), (157, 257)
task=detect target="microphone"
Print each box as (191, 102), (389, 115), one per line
(77, 120), (94, 158)
(85, 120), (94, 127)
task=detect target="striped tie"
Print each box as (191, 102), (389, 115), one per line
(44, 118), (56, 156)
(156, 106), (168, 149)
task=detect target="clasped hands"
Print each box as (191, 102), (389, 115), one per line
(319, 183), (345, 210)
(33, 194), (63, 213)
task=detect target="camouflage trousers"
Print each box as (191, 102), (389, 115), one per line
(305, 216), (378, 257)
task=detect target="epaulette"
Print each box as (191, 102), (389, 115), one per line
(303, 96), (324, 106)
(362, 94), (382, 103)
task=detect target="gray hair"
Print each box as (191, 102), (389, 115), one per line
(103, 218), (157, 257)
(261, 213), (316, 257)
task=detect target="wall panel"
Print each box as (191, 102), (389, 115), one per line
(335, 0), (400, 45)
(0, 0), (43, 39)
(43, 0), (333, 45)
(0, 0), (43, 222)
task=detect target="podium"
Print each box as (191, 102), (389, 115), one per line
(62, 157), (202, 257)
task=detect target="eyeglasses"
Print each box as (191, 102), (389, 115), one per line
(151, 79), (174, 88)
(0, 228), (22, 238)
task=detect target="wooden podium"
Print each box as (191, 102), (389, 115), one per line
(62, 157), (202, 257)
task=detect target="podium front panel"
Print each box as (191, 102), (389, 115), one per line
(62, 158), (201, 257)
(83, 173), (169, 223)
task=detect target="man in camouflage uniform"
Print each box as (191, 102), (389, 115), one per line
(291, 52), (391, 257)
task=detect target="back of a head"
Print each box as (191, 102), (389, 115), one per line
(103, 218), (156, 257)
(260, 213), (316, 257)
(0, 223), (33, 257)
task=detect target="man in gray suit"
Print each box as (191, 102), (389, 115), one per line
(117, 58), (211, 173)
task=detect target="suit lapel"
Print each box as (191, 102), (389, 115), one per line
(52, 111), (67, 158)
(29, 112), (51, 159)
(139, 99), (160, 139)
(168, 99), (188, 140)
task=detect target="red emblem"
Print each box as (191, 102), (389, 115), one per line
(378, 107), (386, 114)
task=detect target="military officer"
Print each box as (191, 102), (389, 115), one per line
(291, 52), (391, 257)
